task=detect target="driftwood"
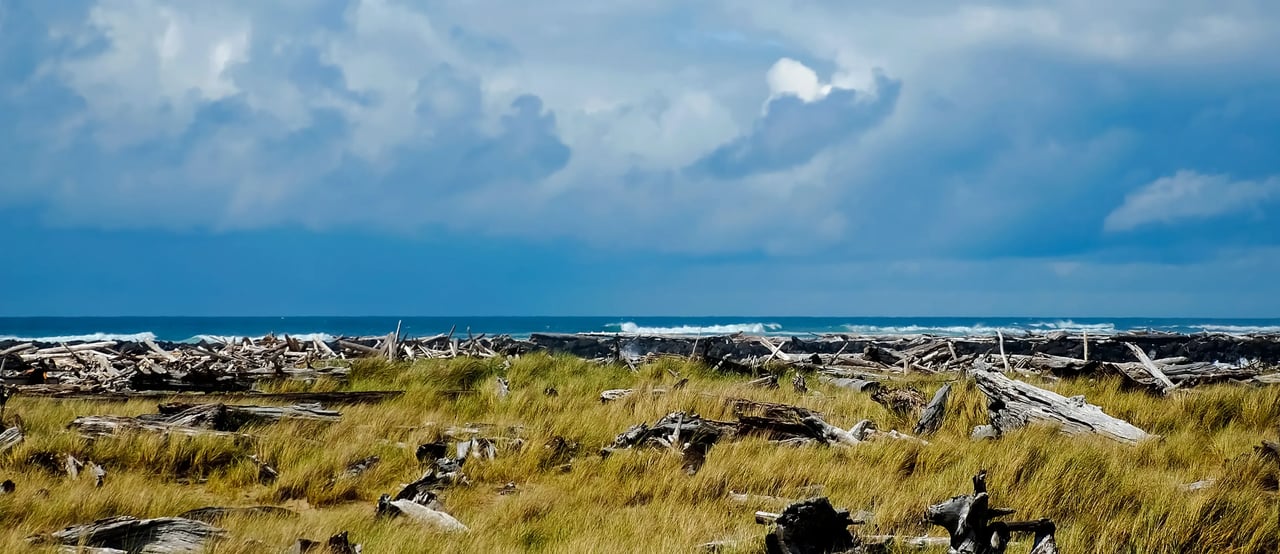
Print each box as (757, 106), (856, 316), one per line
(6, 328), (1279, 395)
(973, 363), (1155, 445)
(1, 426), (22, 454)
(925, 471), (1059, 554)
(376, 493), (468, 532)
(176, 506), (299, 523)
(762, 497), (861, 554)
(11, 386), (402, 404)
(914, 383), (952, 436)
(1121, 342), (1177, 394)
(71, 402), (340, 439)
(293, 531), (360, 554)
(45, 516), (226, 553)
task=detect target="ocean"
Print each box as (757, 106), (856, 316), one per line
(2, 317), (1280, 343)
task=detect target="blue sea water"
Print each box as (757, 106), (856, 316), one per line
(2, 316), (1280, 343)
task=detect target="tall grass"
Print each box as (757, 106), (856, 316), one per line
(1, 354), (1276, 553)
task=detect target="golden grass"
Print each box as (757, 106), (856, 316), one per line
(1, 354), (1277, 553)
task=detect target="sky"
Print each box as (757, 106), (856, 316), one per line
(2, 1), (1280, 317)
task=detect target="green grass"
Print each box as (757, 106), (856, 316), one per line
(1, 354), (1277, 553)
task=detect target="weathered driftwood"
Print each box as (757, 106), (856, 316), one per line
(914, 383), (952, 436)
(818, 376), (881, 393)
(926, 470), (1059, 554)
(762, 497), (860, 554)
(973, 363), (1155, 445)
(1, 426), (22, 454)
(376, 493), (468, 532)
(153, 402), (340, 429)
(1122, 341), (1177, 394)
(46, 516), (225, 553)
(71, 402), (340, 439)
(11, 386), (402, 405)
(293, 531), (360, 554)
(176, 506), (298, 523)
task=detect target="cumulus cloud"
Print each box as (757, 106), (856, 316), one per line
(690, 66), (900, 179)
(1, 0), (1279, 262)
(1104, 171), (1280, 232)
(766, 58), (832, 102)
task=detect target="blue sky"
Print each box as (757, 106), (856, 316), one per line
(2, 1), (1280, 316)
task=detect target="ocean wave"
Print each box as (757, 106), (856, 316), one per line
(841, 324), (1026, 336)
(0, 331), (158, 343)
(612, 322), (783, 335)
(1196, 325), (1280, 334)
(1027, 320), (1117, 332)
(179, 332), (337, 344)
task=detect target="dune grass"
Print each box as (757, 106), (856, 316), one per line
(1, 354), (1277, 553)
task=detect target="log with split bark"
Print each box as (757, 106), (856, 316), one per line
(972, 362), (1155, 445)
(39, 516), (226, 553)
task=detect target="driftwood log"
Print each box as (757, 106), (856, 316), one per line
(914, 383), (953, 436)
(973, 363), (1154, 445)
(46, 516), (226, 553)
(926, 471), (1059, 554)
(176, 506), (299, 523)
(763, 497), (860, 554)
(376, 493), (468, 532)
(0, 426), (22, 454)
(71, 402), (340, 439)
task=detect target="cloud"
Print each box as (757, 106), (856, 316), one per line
(1, 0), (1279, 265)
(766, 57), (832, 102)
(690, 63), (900, 179)
(1104, 171), (1280, 232)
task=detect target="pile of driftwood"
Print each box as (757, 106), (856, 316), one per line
(3, 329), (1278, 396)
(605, 399), (932, 475)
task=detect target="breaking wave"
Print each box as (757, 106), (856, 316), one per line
(0, 331), (158, 343)
(1196, 325), (1280, 334)
(180, 332), (337, 344)
(841, 321), (1118, 337)
(612, 322), (783, 335)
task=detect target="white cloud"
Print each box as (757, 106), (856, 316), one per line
(766, 58), (832, 102)
(1104, 171), (1280, 232)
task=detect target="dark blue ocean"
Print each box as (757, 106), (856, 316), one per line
(2, 317), (1280, 343)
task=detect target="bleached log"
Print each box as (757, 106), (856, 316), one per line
(47, 516), (225, 553)
(376, 494), (467, 532)
(799, 415), (860, 446)
(600, 389), (633, 403)
(818, 375), (880, 392)
(1122, 342), (1176, 393)
(973, 363), (1155, 445)
(0, 426), (21, 454)
(143, 338), (177, 363)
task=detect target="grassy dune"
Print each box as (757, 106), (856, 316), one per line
(1, 354), (1278, 553)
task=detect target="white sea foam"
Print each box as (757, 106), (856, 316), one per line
(1196, 325), (1280, 334)
(614, 322), (783, 335)
(841, 324), (1026, 336)
(1028, 320), (1118, 332)
(180, 332), (336, 344)
(0, 331), (158, 343)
